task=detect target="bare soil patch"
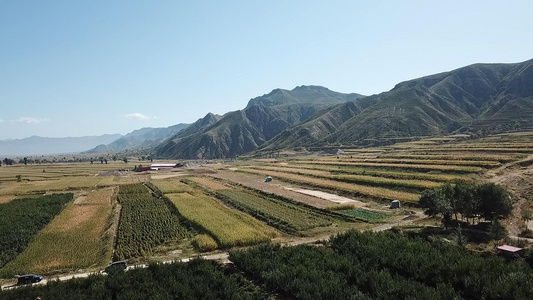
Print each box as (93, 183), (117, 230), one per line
(285, 188), (366, 206)
(74, 196), (87, 204)
(0, 195), (15, 204)
(484, 154), (533, 236)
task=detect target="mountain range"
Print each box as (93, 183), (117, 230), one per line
(0, 135), (122, 157)
(2, 59), (532, 158)
(154, 58), (533, 158)
(83, 123), (189, 154)
(153, 86), (364, 159)
(262, 59), (533, 150)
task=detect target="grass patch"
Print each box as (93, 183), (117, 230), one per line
(339, 209), (388, 221)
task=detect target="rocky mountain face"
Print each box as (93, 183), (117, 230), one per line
(154, 86), (364, 158)
(261, 59), (533, 150)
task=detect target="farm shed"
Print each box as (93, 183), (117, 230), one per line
(150, 163), (177, 170)
(496, 244), (523, 257)
(389, 200), (401, 209)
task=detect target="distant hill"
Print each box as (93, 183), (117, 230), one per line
(260, 59), (533, 151)
(154, 86), (364, 159)
(84, 123), (189, 154)
(0, 134), (122, 156)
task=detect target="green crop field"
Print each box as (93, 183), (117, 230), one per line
(114, 184), (191, 260)
(216, 189), (333, 233)
(0, 188), (115, 276)
(338, 209), (388, 221)
(0, 193), (73, 277)
(167, 192), (278, 248)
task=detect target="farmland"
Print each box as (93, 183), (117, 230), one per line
(0, 189), (114, 276)
(114, 184), (191, 260)
(166, 192), (278, 248)
(1, 131), (533, 292)
(0, 194), (73, 274)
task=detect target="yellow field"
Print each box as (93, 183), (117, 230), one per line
(0, 177), (117, 196)
(266, 163), (471, 182)
(249, 165), (440, 190)
(239, 168), (420, 202)
(0, 188), (115, 275)
(152, 178), (194, 194)
(294, 160), (483, 173)
(167, 192), (279, 248)
(189, 176), (230, 190)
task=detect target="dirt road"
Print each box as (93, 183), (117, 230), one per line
(484, 155), (533, 236)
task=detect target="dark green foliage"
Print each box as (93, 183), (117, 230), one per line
(419, 182), (512, 226)
(0, 259), (271, 300)
(0, 193), (73, 270)
(230, 240), (457, 299)
(231, 230), (533, 300)
(330, 230), (533, 300)
(476, 182), (513, 220)
(114, 184), (191, 260)
(339, 209), (388, 221)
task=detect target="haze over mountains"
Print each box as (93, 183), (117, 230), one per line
(2, 59), (532, 158)
(0, 135), (122, 156)
(83, 123), (189, 154)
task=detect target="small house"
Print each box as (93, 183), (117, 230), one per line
(496, 244), (523, 258)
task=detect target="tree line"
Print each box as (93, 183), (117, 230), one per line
(419, 182), (512, 227)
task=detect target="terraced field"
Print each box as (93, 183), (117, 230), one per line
(238, 168), (420, 203)
(233, 132), (532, 207)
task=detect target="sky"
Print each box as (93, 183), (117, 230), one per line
(1, 0), (532, 140)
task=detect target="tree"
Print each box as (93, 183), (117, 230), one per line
(90, 158), (93, 164)
(476, 182), (512, 221)
(419, 182), (513, 228)
(23, 157), (28, 165)
(419, 188), (453, 228)
(123, 158), (128, 163)
(454, 182), (478, 223)
(104, 159), (108, 164)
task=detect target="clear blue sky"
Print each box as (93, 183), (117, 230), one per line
(1, 0), (532, 139)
